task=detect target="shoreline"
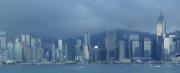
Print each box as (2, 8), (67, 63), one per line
(0, 61), (179, 65)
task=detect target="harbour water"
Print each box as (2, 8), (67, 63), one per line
(0, 64), (179, 73)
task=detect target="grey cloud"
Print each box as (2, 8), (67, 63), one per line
(0, 0), (180, 38)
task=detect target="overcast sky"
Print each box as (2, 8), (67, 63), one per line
(0, 0), (180, 38)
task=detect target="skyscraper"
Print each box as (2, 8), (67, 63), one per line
(118, 40), (126, 61)
(129, 34), (142, 61)
(35, 38), (44, 62)
(163, 35), (177, 61)
(21, 34), (31, 62)
(7, 41), (14, 60)
(177, 39), (180, 53)
(82, 32), (90, 63)
(105, 31), (116, 63)
(0, 31), (7, 62)
(155, 12), (166, 61)
(25, 37), (43, 63)
(143, 38), (152, 61)
(57, 38), (64, 62)
(93, 45), (99, 62)
(14, 38), (23, 62)
(0, 31), (6, 50)
(21, 34), (31, 47)
(75, 38), (83, 62)
(51, 43), (56, 62)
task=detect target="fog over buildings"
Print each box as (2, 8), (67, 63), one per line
(0, 0), (180, 38)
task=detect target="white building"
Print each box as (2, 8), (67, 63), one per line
(83, 32), (90, 63)
(57, 38), (65, 62)
(163, 35), (177, 61)
(14, 38), (23, 62)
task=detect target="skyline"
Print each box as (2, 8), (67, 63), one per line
(0, 0), (180, 38)
(0, 12), (179, 64)
(1, 1), (180, 73)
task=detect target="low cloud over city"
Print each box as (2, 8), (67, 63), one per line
(0, 0), (180, 37)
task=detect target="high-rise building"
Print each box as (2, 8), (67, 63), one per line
(30, 38), (36, 63)
(0, 31), (6, 50)
(56, 38), (65, 62)
(93, 45), (99, 62)
(177, 39), (180, 52)
(155, 12), (166, 61)
(25, 37), (43, 63)
(105, 31), (116, 63)
(21, 34), (31, 62)
(129, 34), (142, 61)
(0, 31), (7, 62)
(45, 51), (50, 61)
(172, 31), (180, 53)
(156, 12), (166, 37)
(163, 35), (177, 61)
(51, 43), (56, 62)
(66, 39), (76, 62)
(21, 34), (31, 47)
(75, 38), (83, 62)
(118, 40), (126, 61)
(31, 38), (36, 48)
(14, 38), (23, 62)
(163, 37), (171, 61)
(82, 32), (90, 63)
(7, 41), (14, 60)
(143, 38), (152, 61)
(24, 47), (33, 63)
(64, 43), (68, 62)
(35, 38), (44, 62)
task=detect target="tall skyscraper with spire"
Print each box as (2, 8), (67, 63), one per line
(155, 12), (166, 61)
(156, 11), (166, 37)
